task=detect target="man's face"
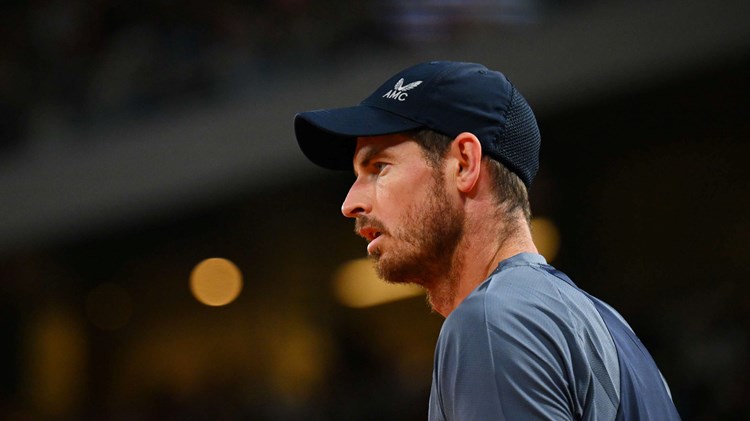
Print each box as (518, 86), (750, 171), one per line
(342, 134), (464, 286)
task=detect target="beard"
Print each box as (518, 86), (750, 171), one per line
(355, 172), (465, 289)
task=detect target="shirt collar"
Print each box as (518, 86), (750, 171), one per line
(494, 252), (547, 274)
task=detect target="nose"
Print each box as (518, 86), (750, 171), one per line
(341, 178), (371, 218)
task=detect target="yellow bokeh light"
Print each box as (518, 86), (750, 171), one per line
(26, 306), (86, 417)
(333, 258), (424, 308)
(269, 322), (330, 401)
(190, 258), (243, 306)
(531, 217), (561, 262)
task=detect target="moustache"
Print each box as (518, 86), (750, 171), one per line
(354, 216), (388, 238)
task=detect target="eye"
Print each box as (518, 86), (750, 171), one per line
(373, 162), (389, 174)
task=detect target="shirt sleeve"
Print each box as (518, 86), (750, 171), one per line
(430, 276), (578, 421)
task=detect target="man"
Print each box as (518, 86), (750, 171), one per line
(294, 61), (681, 420)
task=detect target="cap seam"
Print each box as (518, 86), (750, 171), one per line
(414, 62), (466, 129)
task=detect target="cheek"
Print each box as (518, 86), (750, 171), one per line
(376, 175), (418, 207)
(374, 166), (436, 218)
(375, 191), (401, 224)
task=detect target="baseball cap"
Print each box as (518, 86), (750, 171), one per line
(294, 61), (541, 187)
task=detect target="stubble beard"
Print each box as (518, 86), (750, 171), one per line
(359, 173), (466, 308)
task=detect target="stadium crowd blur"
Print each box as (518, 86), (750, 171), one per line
(1, 0), (749, 420)
(2, 0), (374, 148)
(1, 0), (544, 149)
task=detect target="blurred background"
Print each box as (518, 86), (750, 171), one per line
(1, 0), (749, 419)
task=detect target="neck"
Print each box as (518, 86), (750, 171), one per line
(426, 215), (537, 317)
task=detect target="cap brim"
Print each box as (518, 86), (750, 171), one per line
(294, 105), (424, 170)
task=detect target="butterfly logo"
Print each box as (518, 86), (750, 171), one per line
(382, 78), (423, 101)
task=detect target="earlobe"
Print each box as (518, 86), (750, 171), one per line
(452, 132), (482, 193)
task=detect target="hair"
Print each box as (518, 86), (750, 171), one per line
(410, 129), (532, 224)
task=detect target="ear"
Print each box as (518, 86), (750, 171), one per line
(449, 132), (482, 194)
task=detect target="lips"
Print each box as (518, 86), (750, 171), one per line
(358, 227), (382, 243)
(357, 226), (386, 255)
(366, 235), (383, 255)
(355, 217), (388, 255)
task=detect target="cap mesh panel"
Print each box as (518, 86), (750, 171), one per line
(497, 87), (541, 187)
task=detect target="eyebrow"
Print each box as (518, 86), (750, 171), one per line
(353, 144), (389, 176)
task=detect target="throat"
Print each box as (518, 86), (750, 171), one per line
(423, 245), (466, 317)
(425, 225), (517, 317)
(424, 275), (459, 317)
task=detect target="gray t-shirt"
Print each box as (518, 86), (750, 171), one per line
(429, 253), (622, 420)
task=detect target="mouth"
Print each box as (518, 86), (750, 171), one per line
(355, 218), (388, 255)
(358, 227), (382, 243)
(357, 226), (386, 256)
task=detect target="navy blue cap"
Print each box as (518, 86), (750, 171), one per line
(294, 61), (541, 187)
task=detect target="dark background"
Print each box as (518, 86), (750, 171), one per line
(1, 0), (748, 419)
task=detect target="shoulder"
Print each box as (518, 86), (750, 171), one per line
(445, 262), (577, 337)
(433, 261), (589, 419)
(439, 258), (617, 382)
(437, 262), (584, 381)
(434, 256), (622, 420)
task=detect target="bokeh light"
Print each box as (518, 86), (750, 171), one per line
(334, 258), (424, 308)
(190, 258), (243, 306)
(26, 306), (86, 417)
(531, 217), (561, 262)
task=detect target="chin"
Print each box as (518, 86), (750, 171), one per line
(373, 256), (426, 286)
